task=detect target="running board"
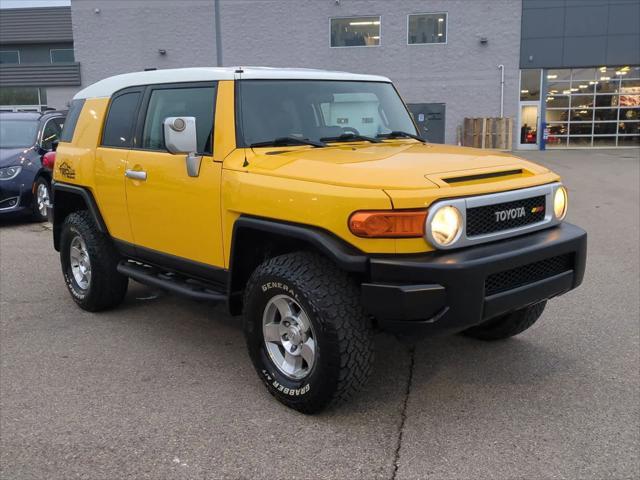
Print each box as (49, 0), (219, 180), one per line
(117, 261), (227, 303)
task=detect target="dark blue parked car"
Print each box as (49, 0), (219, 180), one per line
(0, 110), (66, 221)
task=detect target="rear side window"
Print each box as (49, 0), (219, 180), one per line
(141, 85), (216, 154)
(59, 99), (84, 143)
(102, 91), (142, 148)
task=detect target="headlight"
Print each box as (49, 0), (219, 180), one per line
(554, 186), (568, 220)
(430, 205), (462, 246)
(0, 166), (22, 181)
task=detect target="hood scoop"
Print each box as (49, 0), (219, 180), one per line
(443, 168), (524, 184)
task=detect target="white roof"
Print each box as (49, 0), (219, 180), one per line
(73, 66), (391, 100)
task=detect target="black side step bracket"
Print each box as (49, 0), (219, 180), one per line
(117, 261), (227, 303)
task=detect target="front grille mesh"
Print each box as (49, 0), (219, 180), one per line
(467, 195), (546, 236)
(485, 254), (574, 296)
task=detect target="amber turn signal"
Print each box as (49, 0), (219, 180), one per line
(349, 210), (427, 238)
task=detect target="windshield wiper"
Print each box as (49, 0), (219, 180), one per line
(377, 131), (427, 143)
(250, 136), (326, 148)
(320, 133), (381, 144)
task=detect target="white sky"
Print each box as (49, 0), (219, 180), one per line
(0, 0), (70, 8)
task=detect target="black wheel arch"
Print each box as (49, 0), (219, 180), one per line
(52, 182), (108, 251)
(227, 216), (369, 315)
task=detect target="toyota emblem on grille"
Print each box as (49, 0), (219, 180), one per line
(494, 207), (526, 222)
(494, 204), (544, 222)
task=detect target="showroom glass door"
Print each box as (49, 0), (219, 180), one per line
(518, 102), (540, 149)
(518, 69), (542, 150)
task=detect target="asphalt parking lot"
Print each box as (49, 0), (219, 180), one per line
(1, 148), (638, 479)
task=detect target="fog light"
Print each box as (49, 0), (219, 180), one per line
(430, 205), (462, 246)
(554, 186), (568, 220)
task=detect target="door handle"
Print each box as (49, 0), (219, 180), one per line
(125, 169), (147, 181)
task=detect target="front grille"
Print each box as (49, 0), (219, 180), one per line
(467, 195), (546, 237)
(485, 254), (574, 296)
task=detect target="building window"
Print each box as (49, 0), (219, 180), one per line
(520, 69), (541, 101)
(0, 87), (46, 107)
(0, 50), (20, 64)
(408, 13), (447, 44)
(331, 16), (380, 47)
(50, 49), (75, 63)
(544, 66), (639, 148)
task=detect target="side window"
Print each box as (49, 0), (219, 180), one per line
(141, 85), (216, 154)
(41, 117), (65, 150)
(59, 99), (85, 143)
(102, 91), (142, 148)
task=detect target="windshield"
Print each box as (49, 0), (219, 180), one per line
(237, 80), (418, 146)
(0, 119), (38, 149)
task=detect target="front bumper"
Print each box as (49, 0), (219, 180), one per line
(0, 181), (32, 216)
(362, 223), (587, 335)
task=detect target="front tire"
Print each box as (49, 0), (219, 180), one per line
(31, 177), (50, 222)
(60, 211), (128, 312)
(462, 301), (547, 341)
(243, 252), (374, 414)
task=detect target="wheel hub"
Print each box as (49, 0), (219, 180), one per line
(36, 183), (49, 216)
(69, 235), (91, 290)
(262, 294), (316, 379)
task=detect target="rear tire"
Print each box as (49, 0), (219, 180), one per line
(243, 251), (374, 414)
(462, 301), (547, 341)
(60, 211), (128, 312)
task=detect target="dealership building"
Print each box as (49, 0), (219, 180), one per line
(1, 0), (638, 149)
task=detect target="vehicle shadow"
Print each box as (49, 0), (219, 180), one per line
(110, 281), (575, 415)
(0, 217), (35, 228)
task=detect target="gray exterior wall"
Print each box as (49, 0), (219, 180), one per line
(71, 0), (217, 86)
(46, 86), (79, 109)
(0, 7), (73, 44)
(521, 0), (640, 69)
(71, 0), (522, 145)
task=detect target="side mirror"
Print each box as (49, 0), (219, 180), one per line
(52, 140), (59, 152)
(163, 116), (201, 177)
(163, 117), (197, 154)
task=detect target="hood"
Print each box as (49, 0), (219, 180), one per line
(244, 142), (550, 190)
(0, 147), (33, 168)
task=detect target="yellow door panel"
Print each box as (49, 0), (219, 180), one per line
(125, 151), (224, 267)
(93, 147), (133, 243)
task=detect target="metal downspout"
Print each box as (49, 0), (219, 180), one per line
(214, 0), (223, 67)
(498, 64), (505, 118)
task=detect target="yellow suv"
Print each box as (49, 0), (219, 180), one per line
(51, 67), (587, 413)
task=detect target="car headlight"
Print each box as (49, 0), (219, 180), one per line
(0, 166), (22, 181)
(430, 205), (462, 246)
(554, 186), (568, 220)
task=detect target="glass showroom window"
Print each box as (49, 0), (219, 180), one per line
(331, 17), (380, 47)
(0, 51), (20, 64)
(545, 66), (639, 148)
(520, 69), (541, 101)
(408, 13), (447, 44)
(50, 49), (75, 63)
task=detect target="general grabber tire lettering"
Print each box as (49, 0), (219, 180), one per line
(60, 211), (128, 312)
(243, 251), (374, 414)
(462, 301), (547, 341)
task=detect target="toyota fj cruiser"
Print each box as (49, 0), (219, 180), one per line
(51, 67), (587, 413)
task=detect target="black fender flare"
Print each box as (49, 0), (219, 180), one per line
(230, 215), (368, 274)
(52, 182), (108, 250)
(227, 216), (369, 314)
